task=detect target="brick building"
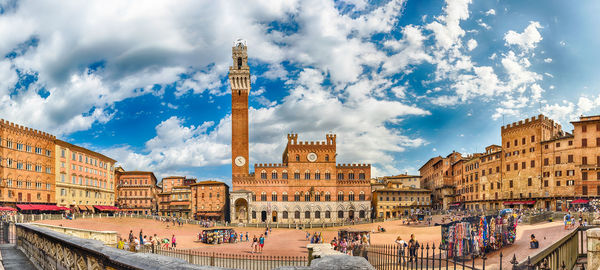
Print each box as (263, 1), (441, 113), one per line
(55, 140), (116, 210)
(0, 120), (55, 204)
(419, 152), (462, 210)
(228, 40), (372, 224)
(190, 181), (229, 221)
(116, 171), (160, 214)
(157, 176), (196, 218)
(423, 114), (600, 211)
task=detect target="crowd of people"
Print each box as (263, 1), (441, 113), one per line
(116, 229), (177, 252)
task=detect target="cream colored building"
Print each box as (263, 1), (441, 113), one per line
(55, 140), (116, 209)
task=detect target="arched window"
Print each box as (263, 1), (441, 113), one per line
(338, 210), (344, 219)
(359, 210), (365, 219)
(295, 155), (300, 161)
(358, 172), (365, 179)
(304, 192), (310, 201)
(282, 192), (288, 201)
(304, 170), (311, 180)
(325, 171), (331, 180)
(359, 191), (365, 201)
(337, 191), (344, 201)
(314, 192), (321, 201)
(260, 170), (267, 179)
(282, 211), (288, 219)
(271, 192), (277, 201)
(349, 191), (355, 201)
(325, 154), (329, 162)
(325, 211), (331, 219)
(348, 172), (355, 180)
(294, 192), (300, 201)
(271, 171), (278, 179)
(337, 173), (344, 180)
(305, 211), (311, 219)
(325, 192), (331, 201)
(237, 57), (242, 69)
(315, 211), (321, 219)
(294, 171), (300, 179)
(282, 170), (288, 179)
(252, 193), (256, 201)
(294, 211), (300, 219)
(315, 170), (321, 180)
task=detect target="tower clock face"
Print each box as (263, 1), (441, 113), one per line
(235, 156), (246, 167)
(307, 152), (318, 162)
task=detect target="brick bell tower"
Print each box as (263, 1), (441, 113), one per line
(229, 39), (250, 177)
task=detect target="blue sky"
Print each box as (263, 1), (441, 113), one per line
(1, 0), (600, 185)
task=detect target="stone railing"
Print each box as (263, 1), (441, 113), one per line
(15, 223), (230, 269)
(30, 223), (117, 246)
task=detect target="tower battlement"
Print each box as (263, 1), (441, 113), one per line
(501, 114), (562, 134)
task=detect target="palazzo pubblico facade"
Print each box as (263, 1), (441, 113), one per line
(228, 40), (372, 224)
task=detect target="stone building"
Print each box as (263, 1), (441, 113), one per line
(419, 152), (461, 210)
(190, 181), (229, 221)
(115, 171), (160, 215)
(371, 174), (431, 219)
(54, 140), (116, 210)
(0, 119), (56, 204)
(228, 40), (372, 224)
(374, 174), (422, 189)
(423, 114), (600, 211)
(157, 176), (195, 218)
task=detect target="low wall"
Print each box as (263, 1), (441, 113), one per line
(30, 223), (118, 246)
(15, 223), (232, 270)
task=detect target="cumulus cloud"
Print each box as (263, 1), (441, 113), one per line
(485, 9), (496, 16)
(504, 21), (543, 52)
(467, 39), (478, 51)
(544, 58), (552, 63)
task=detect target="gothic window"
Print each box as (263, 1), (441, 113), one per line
(294, 172), (300, 179)
(282, 192), (288, 201)
(282, 211), (288, 219)
(294, 211), (300, 219)
(348, 173), (355, 180)
(237, 57), (242, 69)
(295, 155), (300, 161)
(271, 192), (277, 201)
(315, 172), (321, 180)
(271, 171), (278, 179)
(325, 211), (331, 218)
(260, 170), (267, 179)
(305, 211), (310, 219)
(282, 171), (288, 179)
(359, 191), (365, 201)
(304, 192), (310, 201)
(252, 193), (256, 201)
(315, 211), (321, 219)
(358, 173), (365, 179)
(349, 191), (355, 201)
(314, 192), (321, 201)
(337, 173), (344, 180)
(305, 171), (311, 180)
(294, 192), (300, 201)
(325, 192), (331, 201)
(337, 191), (344, 201)
(325, 155), (329, 161)
(338, 210), (344, 219)
(325, 172), (331, 180)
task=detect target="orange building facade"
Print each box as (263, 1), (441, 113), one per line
(228, 41), (372, 224)
(157, 176), (194, 218)
(55, 140), (116, 210)
(0, 120), (56, 204)
(116, 171), (160, 215)
(190, 181), (229, 221)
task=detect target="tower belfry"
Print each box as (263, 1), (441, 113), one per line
(230, 39), (250, 177)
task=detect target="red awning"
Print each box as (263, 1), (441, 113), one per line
(571, 199), (589, 204)
(58, 206), (71, 211)
(0, 206), (17, 211)
(449, 203), (461, 206)
(503, 200), (536, 206)
(16, 204), (32, 210)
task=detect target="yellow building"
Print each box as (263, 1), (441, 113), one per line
(372, 178), (432, 219)
(55, 140), (116, 210)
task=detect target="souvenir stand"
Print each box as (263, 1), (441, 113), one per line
(199, 228), (236, 244)
(441, 213), (517, 260)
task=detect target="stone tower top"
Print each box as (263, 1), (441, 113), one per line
(229, 39), (251, 94)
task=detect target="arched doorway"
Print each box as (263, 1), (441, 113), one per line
(272, 211), (277, 222)
(349, 210), (355, 220)
(261, 211), (267, 222)
(234, 198), (248, 222)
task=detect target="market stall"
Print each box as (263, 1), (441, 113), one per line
(199, 228), (236, 244)
(441, 213), (517, 259)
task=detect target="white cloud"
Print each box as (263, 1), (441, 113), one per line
(430, 95), (459, 106)
(467, 39), (478, 51)
(544, 58), (552, 63)
(426, 0), (472, 50)
(485, 9), (496, 16)
(504, 21), (543, 51)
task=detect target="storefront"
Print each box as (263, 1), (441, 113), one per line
(502, 200), (535, 208)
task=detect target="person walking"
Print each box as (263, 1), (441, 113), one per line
(251, 235), (258, 253)
(395, 236), (407, 264)
(128, 230), (134, 244)
(139, 229), (144, 245)
(259, 234), (265, 253)
(171, 234), (177, 248)
(246, 232), (249, 242)
(408, 234), (418, 262)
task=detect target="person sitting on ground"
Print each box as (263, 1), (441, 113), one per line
(530, 234), (539, 249)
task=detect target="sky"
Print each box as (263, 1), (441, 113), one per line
(1, 0), (600, 185)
